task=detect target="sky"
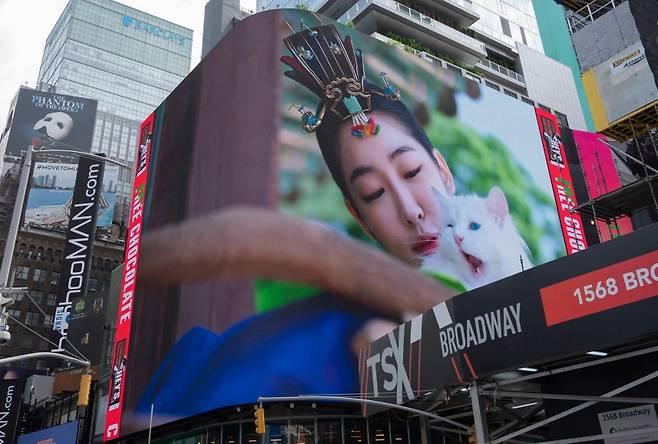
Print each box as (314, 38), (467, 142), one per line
(0, 0), (257, 127)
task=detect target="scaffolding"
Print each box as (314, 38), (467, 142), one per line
(575, 106), (658, 238)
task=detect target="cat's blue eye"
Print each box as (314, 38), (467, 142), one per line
(469, 222), (481, 231)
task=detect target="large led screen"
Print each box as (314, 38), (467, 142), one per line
(105, 10), (566, 439)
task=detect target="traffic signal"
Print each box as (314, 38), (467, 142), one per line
(467, 426), (477, 444)
(77, 374), (92, 407)
(254, 406), (266, 434)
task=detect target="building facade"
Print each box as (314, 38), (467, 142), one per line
(254, 0), (587, 129)
(36, 0), (192, 225)
(1, 227), (123, 371)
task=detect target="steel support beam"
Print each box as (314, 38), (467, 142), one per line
(539, 426), (658, 444)
(483, 389), (658, 404)
(471, 381), (490, 443)
(481, 345), (658, 390)
(491, 369), (658, 443)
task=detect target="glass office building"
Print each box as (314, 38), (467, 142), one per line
(37, 0), (192, 225)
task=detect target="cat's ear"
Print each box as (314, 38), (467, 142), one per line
(486, 187), (508, 224)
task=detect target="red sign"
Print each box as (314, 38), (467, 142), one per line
(104, 113), (154, 441)
(541, 250), (658, 326)
(535, 108), (588, 255)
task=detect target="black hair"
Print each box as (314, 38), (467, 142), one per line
(315, 84), (437, 204)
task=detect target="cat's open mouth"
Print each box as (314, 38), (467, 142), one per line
(461, 251), (483, 274)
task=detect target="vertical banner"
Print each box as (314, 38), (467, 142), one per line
(0, 379), (25, 443)
(104, 114), (154, 441)
(52, 156), (105, 353)
(535, 108), (588, 255)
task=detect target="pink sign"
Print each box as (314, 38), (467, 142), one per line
(572, 130), (633, 241)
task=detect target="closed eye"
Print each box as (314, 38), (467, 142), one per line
(404, 165), (422, 179)
(362, 188), (384, 203)
(469, 222), (481, 230)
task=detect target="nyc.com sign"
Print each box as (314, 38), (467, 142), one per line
(122, 15), (186, 45)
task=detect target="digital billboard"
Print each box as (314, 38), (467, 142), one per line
(25, 162), (119, 228)
(3, 87), (97, 155)
(18, 420), (79, 444)
(104, 10), (566, 439)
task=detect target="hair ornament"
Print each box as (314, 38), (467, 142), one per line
(281, 22), (398, 138)
(380, 72), (400, 101)
(289, 104), (324, 133)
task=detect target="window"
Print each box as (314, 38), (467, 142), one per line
(500, 17), (511, 37)
(7, 309), (21, 319)
(14, 266), (29, 280)
(50, 272), (60, 286)
(520, 26), (527, 45)
(33, 268), (47, 283)
(30, 290), (44, 305)
(88, 279), (98, 292)
(47, 294), (57, 306)
(485, 80), (500, 91)
(25, 312), (41, 326)
(504, 89), (518, 98)
(521, 96), (535, 106)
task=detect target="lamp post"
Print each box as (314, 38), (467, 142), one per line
(0, 145), (128, 342)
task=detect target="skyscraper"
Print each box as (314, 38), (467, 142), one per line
(36, 0), (193, 224)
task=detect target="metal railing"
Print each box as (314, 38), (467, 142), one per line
(477, 58), (525, 84)
(566, 0), (627, 34)
(339, 0), (486, 54)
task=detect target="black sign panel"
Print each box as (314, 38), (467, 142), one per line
(52, 156), (105, 354)
(629, 0), (658, 87)
(560, 125), (599, 246)
(360, 224), (658, 412)
(0, 379), (25, 443)
(3, 87), (97, 155)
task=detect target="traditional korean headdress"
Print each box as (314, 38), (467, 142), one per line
(281, 20), (400, 138)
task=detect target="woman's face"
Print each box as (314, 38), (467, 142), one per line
(338, 112), (454, 266)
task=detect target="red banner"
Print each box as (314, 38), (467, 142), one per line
(104, 113), (154, 441)
(535, 108), (588, 255)
(541, 250), (658, 326)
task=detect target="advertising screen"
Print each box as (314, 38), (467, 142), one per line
(105, 10), (565, 439)
(25, 162), (119, 228)
(18, 420), (79, 444)
(4, 88), (97, 155)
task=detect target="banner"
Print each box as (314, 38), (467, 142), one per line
(0, 379), (25, 443)
(104, 114), (153, 441)
(18, 420), (79, 444)
(3, 87), (97, 156)
(571, 130), (633, 241)
(359, 224), (658, 412)
(25, 162), (118, 228)
(51, 156), (105, 353)
(536, 108), (588, 254)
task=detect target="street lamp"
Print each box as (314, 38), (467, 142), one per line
(0, 144), (129, 345)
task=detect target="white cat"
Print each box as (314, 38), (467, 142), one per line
(422, 187), (532, 290)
